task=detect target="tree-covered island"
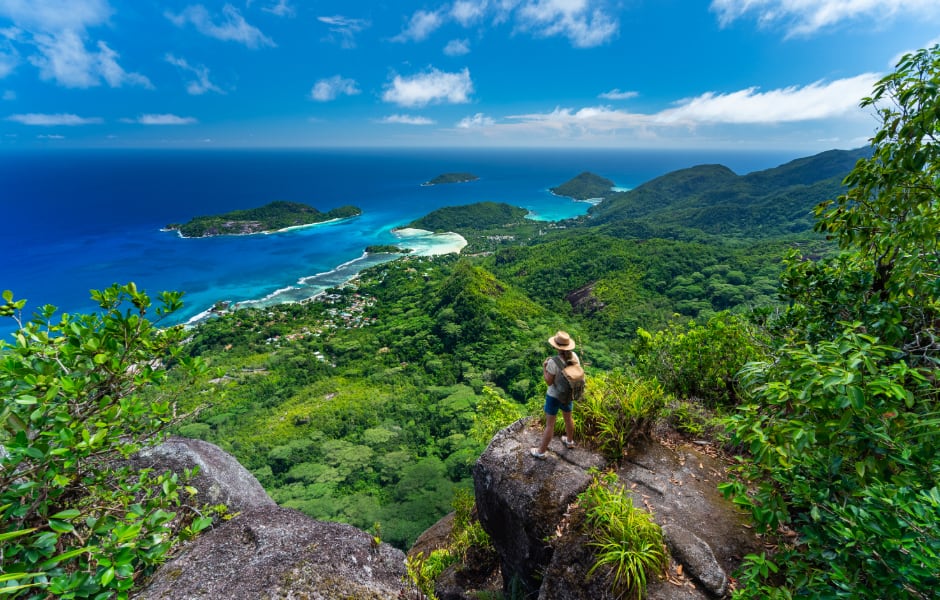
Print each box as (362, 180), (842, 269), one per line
(166, 201), (361, 238)
(550, 171), (615, 200)
(364, 245), (413, 254)
(422, 172), (479, 186)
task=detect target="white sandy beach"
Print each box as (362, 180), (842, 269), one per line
(392, 227), (468, 256)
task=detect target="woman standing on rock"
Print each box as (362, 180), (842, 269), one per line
(530, 330), (581, 459)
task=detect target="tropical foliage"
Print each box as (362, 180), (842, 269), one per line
(0, 285), (213, 598)
(719, 45), (940, 599)
(579, 470), (667, 600)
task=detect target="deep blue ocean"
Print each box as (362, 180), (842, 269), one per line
(0, 147), (799, 338)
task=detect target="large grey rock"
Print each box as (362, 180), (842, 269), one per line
(617, 440), (760, 597)
(473, 418), (606, 598)
(135, 505), (407, 600)
(132, 436), (275, 512)
(470, 420), (762, 600)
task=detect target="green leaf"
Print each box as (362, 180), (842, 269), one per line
(50, 509), (81, 520)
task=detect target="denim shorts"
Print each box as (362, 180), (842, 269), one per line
(544, 394), (573, 416)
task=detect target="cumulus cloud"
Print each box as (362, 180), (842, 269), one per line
(262, 0), (294, 17)
(381, 114), (436, 125)
(515, 0), (618, 47)
(392, 9), (445, 42)
(599, 88), (637, 100)
(457, 112), (495, 128)
(37, 133), (64, 139)
(165, 54), (224, 95)
(383, 67), (473, 107)
(310, 75), (360, 101)
(0, 0), (151, 88)
(318, 15), (370, 48)
(710, 0), (940, 36)
(444, 38), (471, 56)
(7, 112), (102, 125)
(135, 113), (198, 125)
(451, 0), (488, 26)
(166, 4), (275, 48)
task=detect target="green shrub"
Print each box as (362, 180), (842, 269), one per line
(661, 399), (710, 437)
(634, 311), (769, 406)
(575, 372), (667, 459)
(405, 489), (493, 600)
(0, 284), (212, 598)
(720, 45), (940, 599)
(579, 471), (667, 599)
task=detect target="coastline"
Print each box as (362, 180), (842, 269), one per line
(163, 214), (359, 239)
(547, 189), (605, 205)
(184, 228), (467, 328)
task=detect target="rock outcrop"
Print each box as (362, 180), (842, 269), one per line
(136, 506), (407, 600)
(472, 418), (762, 599)
(131, 436), (275, 512)
(133, 437), (408, 600)
(473, 418), (606, 597)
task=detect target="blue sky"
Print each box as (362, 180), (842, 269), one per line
(0, 0), (937, 150)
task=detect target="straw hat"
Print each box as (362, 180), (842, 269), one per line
(548, 330), (576, 351)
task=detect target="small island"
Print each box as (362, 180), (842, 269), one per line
(422, 172), (479, 186)
(550, 171), (615, 201)
(364, 245), (413, 254)
(166, 201), (361, 238)
(406, 201), (529, 232)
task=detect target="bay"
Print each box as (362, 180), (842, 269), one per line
(0, 147), (797, 337)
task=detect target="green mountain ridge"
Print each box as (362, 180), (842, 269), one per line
(588, 147), (872, 236)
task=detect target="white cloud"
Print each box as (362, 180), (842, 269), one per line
(318, 15), (370, 48)
(516, 0), (618, 47)
(166, 4), (275, 48)
(599, 88), (637, 100)
(8, 112), (102, 125)
(710, 0), (940, 36)
(500, 74), (878, 137)
(0, 29), (19, 78)
(0, 0), (151, 88)
(457, 112), (495, 128)
(262, 0), (294, 17)
(135, 113), (198, 125)
(0, 0), (111, 31)
(165, 54), (224, 95)
(451, 0), (488, 26)
(444, 38), (471, 56)
(2, 89), (14, 100)
(37, 133), (64, 139)
(657, 74), (879, 124)
(392, 9), (445, 42)
(95, 41), (152, 88)
(381, 114), (436, 125)
(310, 75), (360, 101)
(383, 67), (473, 107)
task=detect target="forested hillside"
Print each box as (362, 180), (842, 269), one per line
(587, 147), (872, 236)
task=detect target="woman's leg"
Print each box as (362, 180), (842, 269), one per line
(562, 410), (575, 443)
(538, 414), (557, 453)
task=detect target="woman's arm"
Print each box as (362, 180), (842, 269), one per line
(543, 358), (555, 385)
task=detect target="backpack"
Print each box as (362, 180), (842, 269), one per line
(552, 355), (586, 403)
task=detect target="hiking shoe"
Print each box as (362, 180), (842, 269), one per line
(529, 447), (547, 459)
(561, 436), (575, 449)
